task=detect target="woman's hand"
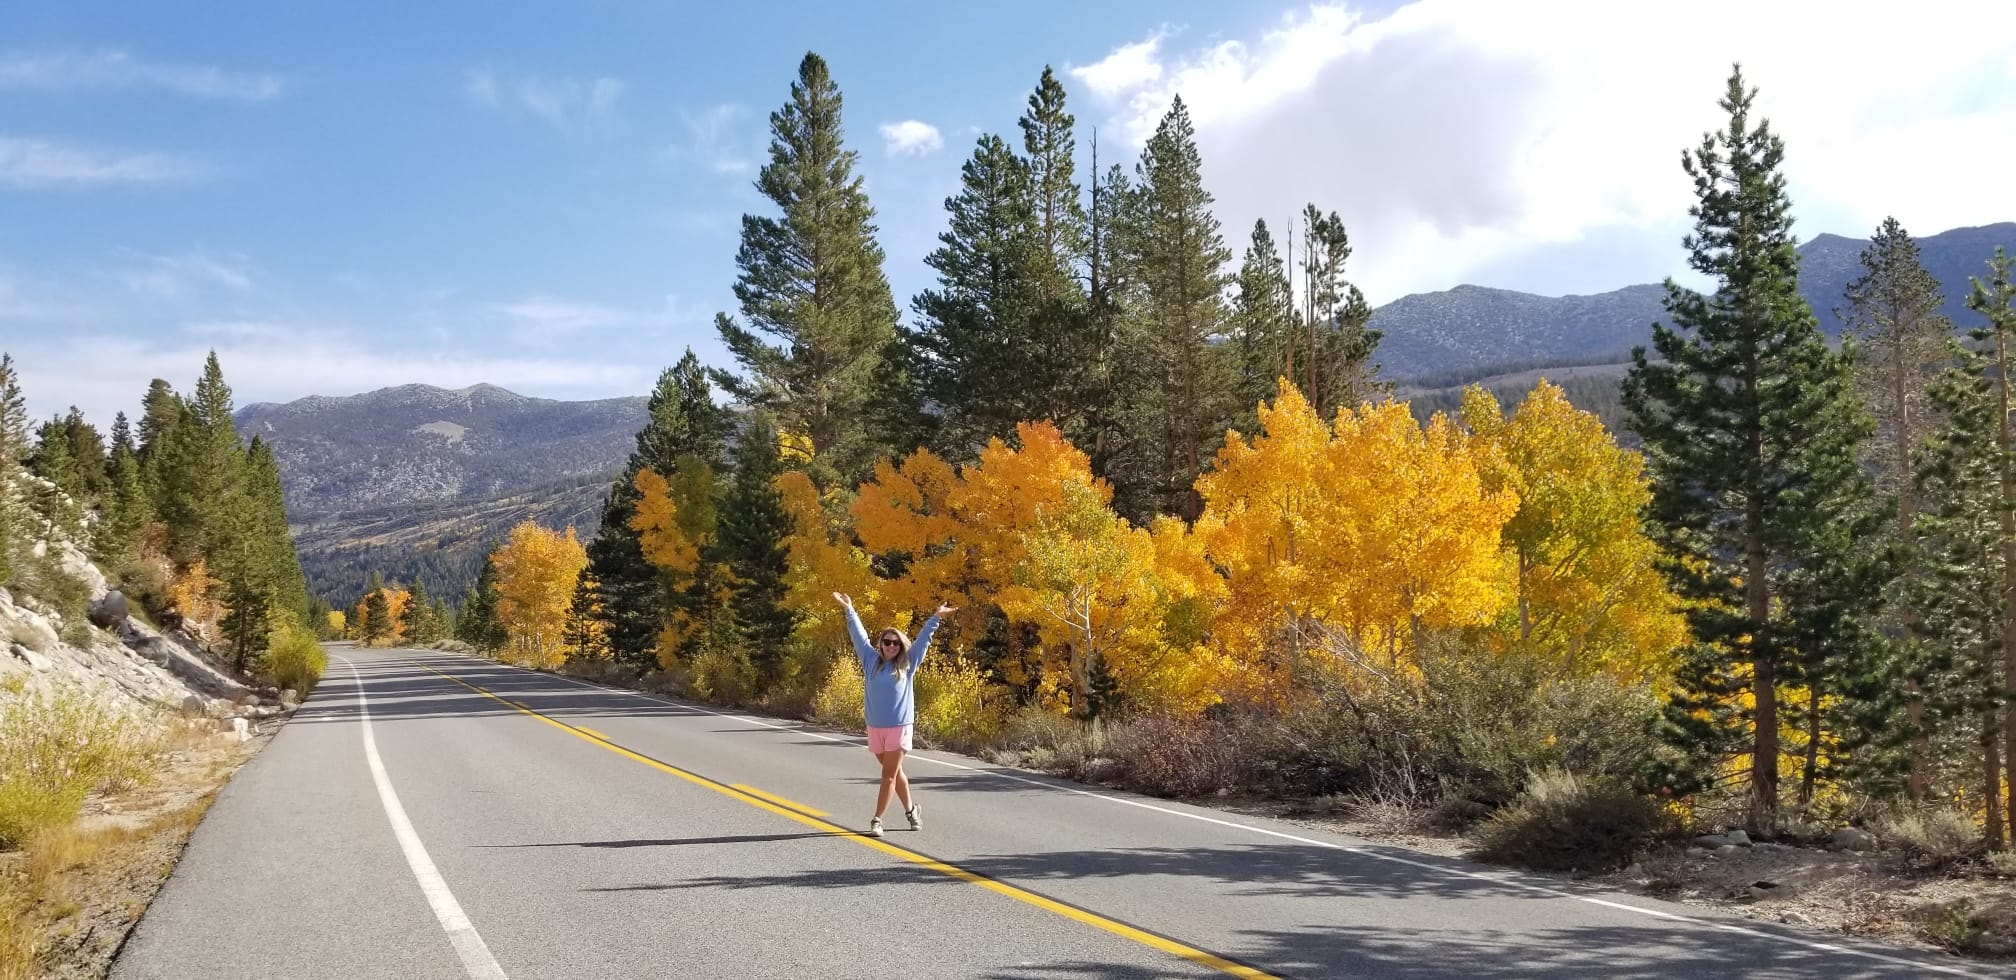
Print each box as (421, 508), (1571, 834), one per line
(935, 603), (957, 617)
(833, 592), (854, 610)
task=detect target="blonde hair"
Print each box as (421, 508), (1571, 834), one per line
(873, 626), (913, 680)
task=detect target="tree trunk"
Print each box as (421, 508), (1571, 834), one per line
(1894, 329), (1932, 803)
(1748, 540), (1779, 836)
(1997, 327), (2016, 843)
(1799, 682), (1822, 811)
(1987, 699), (2006, 850)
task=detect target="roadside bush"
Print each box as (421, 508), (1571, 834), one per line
(0, 690), (163, 849)
(810, 654), (864, 730)
(1877, 808), (1981, 866)
(1470, 769), (1667, 871)
(688, 645), (756, 706)
(1104, 714), (1246, 798)
(262, 626), (326, 695)
(915, 656), (1004, 753)
(6, 548), (92, 647)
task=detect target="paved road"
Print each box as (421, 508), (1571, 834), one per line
(113, 646), (1990, 979)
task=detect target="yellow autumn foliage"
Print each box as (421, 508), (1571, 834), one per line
(491, 520), (589, 670)
(1460, 381), (1687, 683)
(1198, 381), (1519, 681)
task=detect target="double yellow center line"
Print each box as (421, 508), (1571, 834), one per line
(411, 660), (1277, 979)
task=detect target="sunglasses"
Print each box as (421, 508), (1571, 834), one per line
(880, 638), (902, 648)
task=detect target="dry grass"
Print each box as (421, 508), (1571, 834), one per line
(0, 690), (166, 848)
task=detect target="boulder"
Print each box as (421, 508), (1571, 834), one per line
(1695, 830), (1753, 849)
(1, 609), (59, 654)
(229, 717), (250, 742)
(1832, 827), (1878, 852)
(13, 645), (51, 671)
(1747, 880), (1789, 901)
(179, 695), (205, 719)
(1716, 845), (1741, 857)
(1685, 847), (1710, 859)
(88, 590), (130, 629)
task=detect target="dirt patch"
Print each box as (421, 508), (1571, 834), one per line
(2, 718), (277, 980)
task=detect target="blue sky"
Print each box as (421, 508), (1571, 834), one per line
(3, 0), (2013, 426)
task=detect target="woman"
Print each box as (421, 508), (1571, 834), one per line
(835, 592), (955, 837)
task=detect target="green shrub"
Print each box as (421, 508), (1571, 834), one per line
(810, 654), (864, 730)
(262, 626), (327, 695)
(1470, 769), (1667, 872)
(0, 690), (163, 849)
(688, 645), (756, 706)
(5, 548), (92, 647)
(1876, 809), (1981, 866)
(915, 656), (1004, 753)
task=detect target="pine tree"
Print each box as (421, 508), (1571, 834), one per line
(1296, 206), (1382, 415)
(911, 133), (1046, 454)
(1841, 217), (1954, 801)
(1914, 285), (2011, 846)
(0, 355), (27, 583)
(714, 413), (799, 686)
(1233, 219), (1295, 421)
(405, 577), (443, 646)
(27, 415), (83, 535)
(1124, 96), (1234, 519)
(714, 52), (898, 488)
(1964, 247), (2016, 842)
(360, 588), (392, 646)
(1622, 66), (1886, 834)
(1082, 145), (1146, 516)
(95, 412), (150, 563)
(562, 570), (611, 662)
(586, 350), (729, 667)
(1020, 67), (1087, 294)
(456, 545), (507, 652)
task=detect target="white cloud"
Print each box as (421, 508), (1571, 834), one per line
(0, 49), (282, 101)
(1069, 30), (1170, 100)
(117, 248), (254, 300)
(490, 295), (638, 332)
(879, 120), (945, 157)
(1074, 0), (2016, 301)
(465, 68), (625, 134)
(667, 104), (756, 176)
(0, 136), (209, 188)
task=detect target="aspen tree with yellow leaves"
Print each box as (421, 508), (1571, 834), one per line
(490, 520), (589, 670)
(1461, 381), (1686, 682)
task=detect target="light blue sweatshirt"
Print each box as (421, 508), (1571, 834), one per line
(845, 606), (940, 728)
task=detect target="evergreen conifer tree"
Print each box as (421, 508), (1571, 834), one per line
(713, 413), (799, 686)
(714, 52), (898, 488)
(1622, 65), (1887, 833)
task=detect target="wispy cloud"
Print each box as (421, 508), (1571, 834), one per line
(0, 49), (282, 101)
(0, 136), (210, 189)
(465, 68), (625, 134)
(117, 248), (255, 300)
(490, 295), (637, 332)
(666, 104), (756, 176)
(1069, 29), (1170, 101)
(878, 120), (944, 157)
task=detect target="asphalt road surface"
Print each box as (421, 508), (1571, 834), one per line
(111, 646), (1993, 979)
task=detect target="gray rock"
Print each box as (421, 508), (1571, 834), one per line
(15, 646), (51, 671)
(87, 590), (130, 629)
(238, 694), (262, 708)
(1696, 830), (1753, 849)
(1747, 880), (1788, 901)
(1716, 845), (1741, 857)
(1623, 863), (1644, 876)
(1832, 827), (1878, 852)
(2, 610), (59, 654)
(1779, 911), (1811, 925)
(229, 717), (250, 742)
(179, 695), (205, 719)
(1685, 847), (1709, 858)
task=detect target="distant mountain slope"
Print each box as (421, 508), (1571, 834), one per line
(1371, 222), (2016, 381)
(235, 383), (645, 604)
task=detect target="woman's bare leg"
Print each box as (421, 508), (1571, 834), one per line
(875, 750), (902, 819)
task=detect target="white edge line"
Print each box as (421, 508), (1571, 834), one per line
(423, 652), (1988, 979)
(342, 657), (509, 980)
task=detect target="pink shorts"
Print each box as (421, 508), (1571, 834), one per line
(866, 725), (913, 754)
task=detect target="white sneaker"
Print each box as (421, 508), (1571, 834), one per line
(867, 818), (884, 838)
(906, 802), (922, 831)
